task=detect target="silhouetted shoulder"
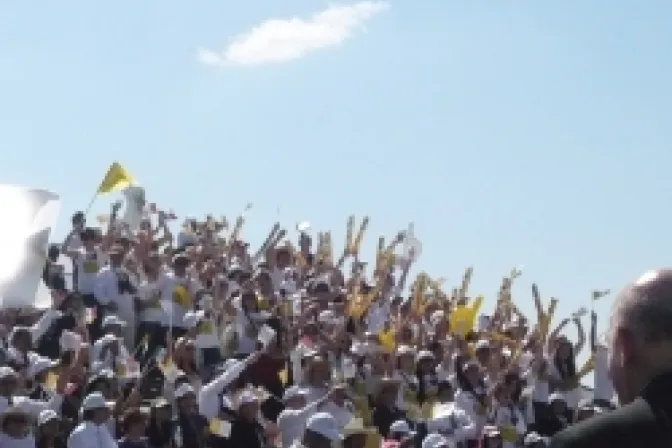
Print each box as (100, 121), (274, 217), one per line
(549, 397), (669, 448)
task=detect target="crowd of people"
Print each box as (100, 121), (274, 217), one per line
(0, 194), (618, 448)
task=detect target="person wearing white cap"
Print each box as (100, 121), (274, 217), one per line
(387, 419), (416, 442)
(229, 389), (268, 448)
(426, 382), (478, 446)
(293, 412), (342, 448)
(0, 366), (64, 419)
(36, 409), (64, 448)
(173, 382), (209, 448)
(278, 385), (339, 448)
(27, 356), (58, 401)
(90, 325), (131, 376)
(67, 392), (117, 448)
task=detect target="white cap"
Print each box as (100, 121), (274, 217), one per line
(174, 383), (195, 399)
(318, 310), (336, 325)
(396, 345), (416, 356)
(430, 310), (445, 325)
(102, 315), (126, 327)
(475, 339), (490, 350)
(548, 392), (566, 403)
(283, 386), (308, 402)
(415, 350), (434, 363)
(183, 310), (205, 329)
(389, 420), (413, 434)
(0, 366), (17, 380)
(523, 432), (548, 445)
(306, 412), (342, 442)
(28, 356), (57, 379)
(237, 390), (257, 407)
(81, 392), (109, 411)
(37, 409), (59, 426)
(422, 434), (450, 448)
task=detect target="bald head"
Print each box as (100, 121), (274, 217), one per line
(612, 269), (672, 343)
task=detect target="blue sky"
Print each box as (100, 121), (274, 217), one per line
(2, 1), (671, 367)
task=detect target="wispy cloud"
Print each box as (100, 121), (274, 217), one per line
(197, 1), (389, 67)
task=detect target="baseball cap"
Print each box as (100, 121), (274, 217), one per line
(283, 386), (308, 402)
(306, 412), (342, 442)
(389, 420), (413, 435)
(422, 434), (450, 448)
(37, 409), (59, 426)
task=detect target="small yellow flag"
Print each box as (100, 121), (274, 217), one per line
(44, 372), (58, 390)
(277, 368), (288, 385)
(97, 162), (135, 194)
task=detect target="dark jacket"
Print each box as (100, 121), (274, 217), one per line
(549, 372), (672, 448)
(228, 417), (267, 448)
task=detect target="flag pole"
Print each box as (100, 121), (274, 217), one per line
(84, 192), (98, 216)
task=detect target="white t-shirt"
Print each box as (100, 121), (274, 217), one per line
(593, 345), (614, 401)
(73, 247), (107, 294)
(194, 315), (220, 349)
(137, 280), (167, 325)
(158, 272), (201, 329)
(235, 310), (261, 355)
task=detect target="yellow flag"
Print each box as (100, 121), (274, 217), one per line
(277, 368), (288, 385)
(44, 372), (58, 390)
(449, 295), (484, 336)
(377, 328), (396, 353)
(97, 162), (135, 194)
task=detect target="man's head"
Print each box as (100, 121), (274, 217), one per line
(608, 269), (672, 404)
(304, 412), (341, 448)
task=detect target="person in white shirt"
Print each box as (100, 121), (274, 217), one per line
(185, 298), (221, 370)
(90, 316), (132, 377)
(94, 245), (138, 347)
(136, 252), (169, 358)
(0, 366), (63, 419)
(0, 407), (35, 448)
(277, 386), (332, 448)
(158, 253), (201, 339)
(426, 381), (478, 445)
(64, 227), (107, 303)
(67, 392), (117, 448)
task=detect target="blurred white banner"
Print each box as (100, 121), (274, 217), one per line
(0, 185), (60, 309)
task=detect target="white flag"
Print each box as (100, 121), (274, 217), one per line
(0, 185), (60, 309)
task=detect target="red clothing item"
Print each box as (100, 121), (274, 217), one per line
(245, 354), (286, 395)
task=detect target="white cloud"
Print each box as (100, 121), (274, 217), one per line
(198, 1), (389, 67)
